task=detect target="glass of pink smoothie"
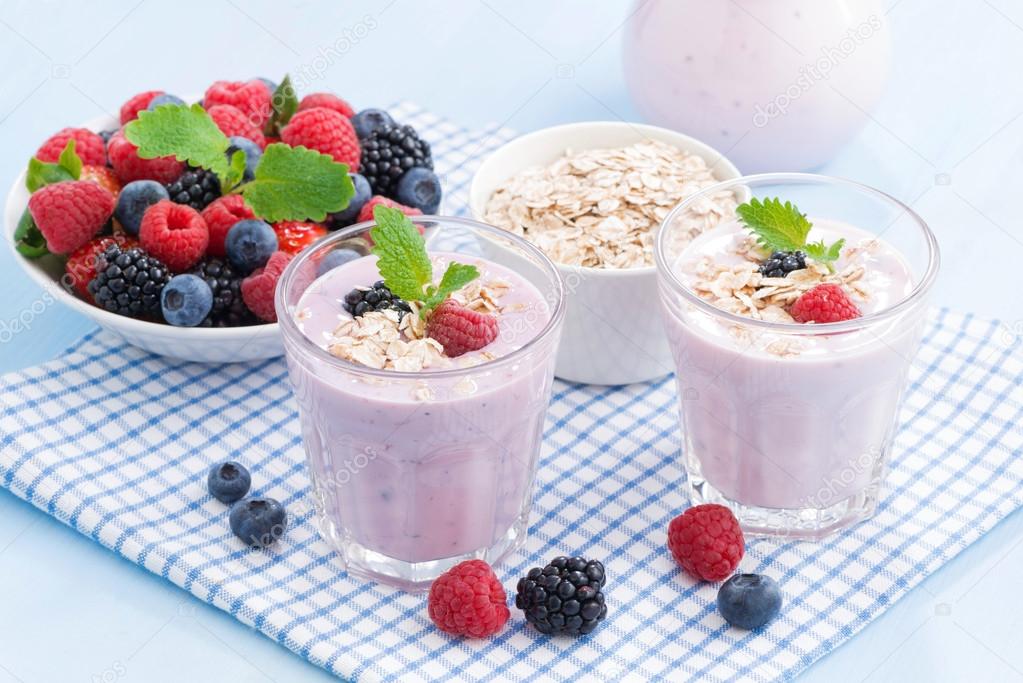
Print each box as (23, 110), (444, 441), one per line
(275, 217), (565, 590)
(655, 174), (939, 539)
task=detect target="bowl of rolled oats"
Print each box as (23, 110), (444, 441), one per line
(469, 121), (740, 384)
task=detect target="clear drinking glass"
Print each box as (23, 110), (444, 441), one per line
(655, 174), (939, 539)
(276, 217), (565, 590)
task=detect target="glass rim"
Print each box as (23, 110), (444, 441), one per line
(275, 214), (567, 379)
(654, 172), (941, 334)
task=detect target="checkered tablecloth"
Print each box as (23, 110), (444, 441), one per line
(2, 104), (1022, 682)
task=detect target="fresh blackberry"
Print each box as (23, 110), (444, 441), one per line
(343, 280), (412, 318)
(165, 167), (221, 211)
(515, 556), (607, 635)
(359, 123), (433, 197)
(88, 244), (170, 319)
(192, 257), (257, 327)
(758, 250), (806, 278)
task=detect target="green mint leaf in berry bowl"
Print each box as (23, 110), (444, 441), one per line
(124, 103), (233, 184)
(26, 139), (83, 192)
(240, 143), (354, 223)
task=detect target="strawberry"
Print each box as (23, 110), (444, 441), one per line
(271, 221), (326, 255)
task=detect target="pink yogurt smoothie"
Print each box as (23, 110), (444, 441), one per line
(663, 219), (925, 513)
(285, 252), (556, 577)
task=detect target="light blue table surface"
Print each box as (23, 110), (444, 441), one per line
(1, 1), (1021, 681)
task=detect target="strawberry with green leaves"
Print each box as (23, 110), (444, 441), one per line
(735, 197), (846, 277)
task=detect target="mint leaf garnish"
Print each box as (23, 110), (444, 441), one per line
(264, 75), (298, 137)
(124, 103), (231, 184)
(804, 238), (846, 265)
(370, 205), (433, 302)
(423, 262), (480, 310)
(118, 91), (354, 223)
(735, 197), (811, 252)
(736, 197), (846, 270)
(13, 208), (48, 258)
(240, 143), (354, 222)
(26, 139), (82, 192)
(370, 206), (480, 316)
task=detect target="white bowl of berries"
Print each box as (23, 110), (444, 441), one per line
(6, 78), (441, 364)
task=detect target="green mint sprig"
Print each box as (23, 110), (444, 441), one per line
(370, 205), (479, 317)
(122, 78), (353, 222)
(264, 75), (298, 137)
(26, 139), (82, 192)
(126, 103), (236, 185)
(13, 209), (47, 258)
(735, 197), (845, 271)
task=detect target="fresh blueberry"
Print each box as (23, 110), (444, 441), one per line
(316, 248), (361, 277)
(255, 77), (278, 93)
(225, 219), (278, 274)
(114, 180), (169, 236)
(226, 136), (262, 182)
(394, 167), (442, 213)
(207, 461), (251, 504)
(351, 108), (394, 139)
(327, 173), (372, 229)
(147, 94), (186, 110)
(229, 497), (287, 548)
(717, 573), (782, 629)
(161, 274), (213, 326)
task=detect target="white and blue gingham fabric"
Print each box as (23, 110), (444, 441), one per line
(2, 104), (1023, 682)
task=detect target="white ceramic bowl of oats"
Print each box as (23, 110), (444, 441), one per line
(469, 121), (741, 385)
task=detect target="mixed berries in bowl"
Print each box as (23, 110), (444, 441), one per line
(6, 75), (442, 362)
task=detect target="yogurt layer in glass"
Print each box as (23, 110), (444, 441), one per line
(276, 217), (564, 590)
(655, 174), (939, 539)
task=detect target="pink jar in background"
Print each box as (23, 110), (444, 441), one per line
(622, 0), (892, 172)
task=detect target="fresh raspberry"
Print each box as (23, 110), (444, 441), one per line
(35, 127), (107, 166)
(66, 234), (137, 300)
(427, 560), (509, 638)
(138, 200), (209, 272)
(206, 104), (267, 148)
(201, 194), (255, 257)
(271, 221), (326, 255)
(79, 165), (122, 199)
(667, 504), (744, 582)
(27, 181), (114, 254)
(427, 299), (499, 357)
(790, 283), (861, 323)
(240, 250), (293, 322)
(204, 80), (271, 127)
(120, 90), (164, 124)
(357, 195), (422, 224)
(297, 92), (355, 118)
(280, 107), (360, 170)
(107, 130), (184, 184)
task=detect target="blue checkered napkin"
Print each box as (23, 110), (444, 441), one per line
(2, 107), (1023, 682)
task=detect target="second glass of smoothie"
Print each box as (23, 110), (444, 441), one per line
(276, 216), (565, 590)
(655, 174), (939, 539)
